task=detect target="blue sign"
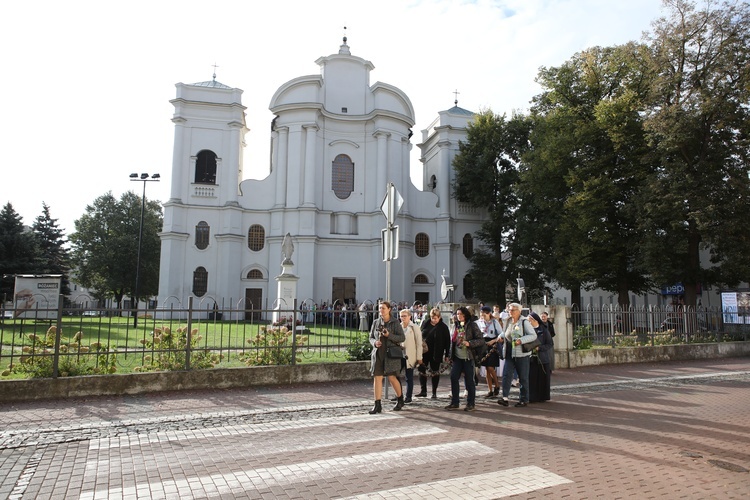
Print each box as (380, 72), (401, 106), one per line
(661, 282), (702, 295)
(661, 283), (685, 295)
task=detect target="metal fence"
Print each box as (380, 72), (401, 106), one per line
(0, 298), (385, 379)
(5, 300), (748, 378)
(570, 304), (750, 347)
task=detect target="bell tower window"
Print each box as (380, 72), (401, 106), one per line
(195, 150), (217, 184)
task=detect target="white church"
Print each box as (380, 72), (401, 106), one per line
(156, 38), (485, 316)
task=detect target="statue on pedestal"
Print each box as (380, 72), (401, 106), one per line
(281, 233), (294, 266)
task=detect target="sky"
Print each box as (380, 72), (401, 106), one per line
(0, 0), (667, 237)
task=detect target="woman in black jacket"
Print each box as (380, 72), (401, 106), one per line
(528, 312), (553, 403)
(416, 308), (451, 399)
(446, 306), (485, 411)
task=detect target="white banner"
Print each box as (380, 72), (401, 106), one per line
(13, 275), (62, 319)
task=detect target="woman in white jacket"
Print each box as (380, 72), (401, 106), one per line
(399, 309), (423, 403)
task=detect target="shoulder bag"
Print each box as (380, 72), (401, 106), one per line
(521, 321), (542, 353)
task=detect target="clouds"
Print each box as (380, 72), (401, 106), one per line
(0, 0), (664, 234)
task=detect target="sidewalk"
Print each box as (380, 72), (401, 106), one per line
(1, 357), (749, 499)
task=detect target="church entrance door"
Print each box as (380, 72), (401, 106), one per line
(332, 278), (356, 305)
(245, 288), (263, 321)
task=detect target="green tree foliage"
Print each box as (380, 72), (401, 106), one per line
(31, 202), (71, 297)
(637, 0), (750, 306)
(525, 43), (654, 306)
(69, 191), (163, 309)
(455, 1), (749, 308)
(0, 203), (40, 300)
(452, 110), (532, 305)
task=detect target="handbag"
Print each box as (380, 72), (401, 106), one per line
(386, 345), (405, 359)
(522, 337), (541, 353)
(422, 340), (429, 353)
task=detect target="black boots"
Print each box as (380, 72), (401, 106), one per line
(369, 396), (405, 413)
(369, 400), (382, 414)
(393, 395), (405, 411)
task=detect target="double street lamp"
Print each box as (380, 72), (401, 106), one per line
(130, 173), (160, 327)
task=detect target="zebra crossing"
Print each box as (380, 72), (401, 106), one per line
(77, 404), (571, 499)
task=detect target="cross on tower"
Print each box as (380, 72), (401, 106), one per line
(453, 89), (460, 106)
(212, 62), (219, 81)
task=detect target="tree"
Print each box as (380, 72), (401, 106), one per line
(0, 203), (40, 301)
(32, 202), (71, 297)
(69, 192), (163, 309)
(523, 43), (656, 306)
(452, 110), (532, 306)
(638, 0), (750, 306)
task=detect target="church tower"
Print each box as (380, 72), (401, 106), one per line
(157, 75), (248, 310)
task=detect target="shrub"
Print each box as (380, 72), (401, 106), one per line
(135, 326), (222, 371)
(1, 326), (116, 378)
(346, 334), (373, 361)
(573, 325), (593, 350)
(240, 325), (307, 366)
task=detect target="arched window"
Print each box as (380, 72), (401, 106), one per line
(248, 224), (265, 251)
(462, 233), (473, 259)
(428, 174), (437, 191)
(414, 274), (429, 284)
(332, 154), (354, 199)
(195, 150), (217, 184)
(463, 274), (474, 300)
(195, 221), (210, 250)
(193, 267), (208, 297)
(247, 269), (264, 279)
(415, 232), (430, 258)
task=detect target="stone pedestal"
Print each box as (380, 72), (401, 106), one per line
(273, 261), (299, 324)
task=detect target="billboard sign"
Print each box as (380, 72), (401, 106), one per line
(721, 291), (750, 325)
(13, 275), (62, 319)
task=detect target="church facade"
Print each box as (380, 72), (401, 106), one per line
(156, 39), (484, 316)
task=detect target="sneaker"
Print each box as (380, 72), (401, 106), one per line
(497, 398), (509, 407)
(464, 405), (476, 412)
(511, 380), (519, 387)
(444, 403), (460, 410)
(515, 401), (527, 407)
(483, 391), (494, 399)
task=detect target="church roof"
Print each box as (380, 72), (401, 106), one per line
(190, 79), (233, 89)
(444, 105), (474, 116)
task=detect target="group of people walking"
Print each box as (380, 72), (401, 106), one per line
(367, 301), (554, 414)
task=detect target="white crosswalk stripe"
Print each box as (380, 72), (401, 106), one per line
(89, 413), (420, 450)
(342, 466), (573, 499)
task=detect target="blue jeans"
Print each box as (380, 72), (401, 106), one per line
(502, 355), (530, 403)
(450, 357), (476, 406)
(405, 367), (414, 399)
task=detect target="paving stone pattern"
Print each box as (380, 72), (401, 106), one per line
(1, 358), (749, 499)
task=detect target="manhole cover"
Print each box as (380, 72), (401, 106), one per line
(680, 451), (703, 458)
(708, 459), (749, 473)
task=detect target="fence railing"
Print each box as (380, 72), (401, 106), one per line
(570, 304), (750, 347)
(0, 299), (382, 379)
(4, 301), (748, 379)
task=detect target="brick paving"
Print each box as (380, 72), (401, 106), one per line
(1, 358), (749, 499)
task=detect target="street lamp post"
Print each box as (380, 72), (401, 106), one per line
(130, 173), (160, 327)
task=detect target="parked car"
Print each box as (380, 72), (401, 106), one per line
(82, 310), (103, 317)
(1, 309), (14, 320)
